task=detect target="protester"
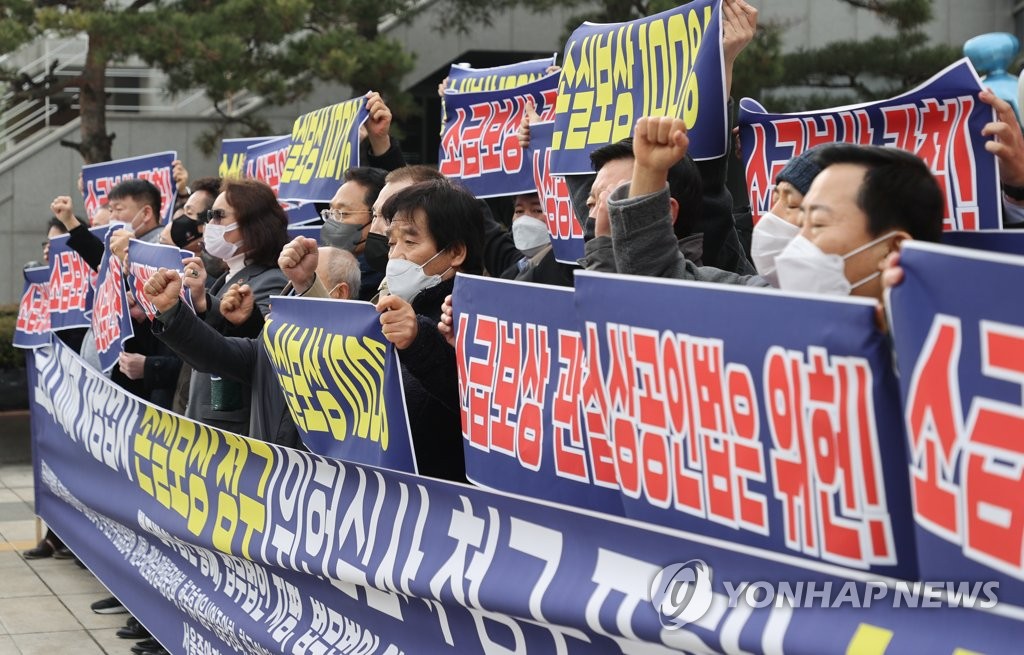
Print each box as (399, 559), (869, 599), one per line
(604, 117), (944, 303)
(320, 166), (388, 299)
(108, 178), (165, 244)
(145, 246), (360, 448)
(180, 178), (289, 435)
(749, 148), (824, 285)
(280, 179), (481, 481)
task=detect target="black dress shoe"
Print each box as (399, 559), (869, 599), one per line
(131, 638), (166, 655)
(52, 546), (74, 559)
(22, 540), (55, 559)
(116, 617), (150, 640)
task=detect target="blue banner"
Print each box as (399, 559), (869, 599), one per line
(740, 59), (1000, 231)
(551, 0), (727, 174)
(529, 122), (586, 264)
(91, 228), (134, 373)
(455, 275), (621, 513)
(262, 295), (416, 472)
(218, 136), (272, 179)
(445, 56), (557, 94)
(45, 234), (94, 331)
(278, 98), (369, 202)
(942, 229), (1024, 256)
(126, 240), (194, 321)
(888, 241), (1024, 607)
(28, 337), (1024, 655)
(14, 266), (51, 349)
(439, 73), (559, 198)
(82, 151), (178, 225)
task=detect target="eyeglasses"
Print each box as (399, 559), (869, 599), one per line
(321, 209), (370, 223)
(200, 208), (233, 224)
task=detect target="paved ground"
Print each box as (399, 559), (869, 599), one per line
(0, 462), (144, 655)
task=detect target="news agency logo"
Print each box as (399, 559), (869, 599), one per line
(650, 559), (715, 629)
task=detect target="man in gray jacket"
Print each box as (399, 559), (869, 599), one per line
(606, 117), (944, 303)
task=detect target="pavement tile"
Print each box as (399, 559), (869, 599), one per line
(0, 596), (79, 635)
(0, 468), (33, 490)
(12, 630), (105, 655)
(0, 522), (37, 544)
(89, 627), (137, 655)
(31, 563), (107, 597)
(0, 635), (17, 653)
(0, 503), (34, 523)
(0, 565), (47, 599)
(9, 488), (34, 506)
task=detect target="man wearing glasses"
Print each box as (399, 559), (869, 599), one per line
(319, 166), (387, 300)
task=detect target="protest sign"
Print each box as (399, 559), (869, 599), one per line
(14, 266), (51, 349)
(46, 234), (94, 331)
(263, 296), (416, 471)
(82, 151), (178, 225)
(739, 59), (1000, 230)
(278, 98), (369, 202)
(244, 135), (291, 193)
(439, 73), (558, 198)
(445, 56), (557, 94)
(889, 240), (1024, 607)
(91, 228), (134, 373)
(218, 137), (272, 179)
(126, 240), (194, 321)
(529, 122), (586, 264)
(551, 0), (727, 174)
(941, 229), (1024, 256)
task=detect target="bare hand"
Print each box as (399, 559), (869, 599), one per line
(126, 291), (146, 323)
(722, 0), (758, 66)
(143, 267), (183, 314)
(220, 283), (255, 326)
(880, 249), (904, 291)
(634, 116), (689, 174)
(279, 236), (319, 294)
(594, 188), (612, 238)
(376, 294), (419, 350)
(437, 77), (449, 97)
(181, 256), (208, 312)
(110, 229), (134, 264)
(50, 196), (77, 230)
(365, 91), (393, 155)
(437, 294), (456, 348)
(518, 97), (540, 150)
(118, 352), (146, 380)
(980, 88), (1024, 187)
(172, 159), (190, 195)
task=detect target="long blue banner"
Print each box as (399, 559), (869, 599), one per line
(262, 296), (416, 472)
(82, 151), (178, 225)
(551, 0), (727, 174)
(529, 122), (586, 264)
(278, 98), (369, 202)
(739, 59), (1000, 230)
(28, 337), (1024, 655)
(889, 241), (1024, 608)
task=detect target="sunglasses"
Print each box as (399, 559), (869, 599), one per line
(200, 208), (233, 224)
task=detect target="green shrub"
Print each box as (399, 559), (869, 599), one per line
(0, 305), (24, 369)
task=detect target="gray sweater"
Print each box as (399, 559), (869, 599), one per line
(606, 183), (770, 287)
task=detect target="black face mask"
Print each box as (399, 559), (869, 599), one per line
(364, 232), (389, 273)
(170, 214), (201, 249)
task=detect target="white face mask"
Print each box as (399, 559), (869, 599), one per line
(775, 232), (896, 296)
(750, 212), (800, 287)
(512, 215), (551, 252)
(386, 250), (451, 303)
(203, 222), (242, 260)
